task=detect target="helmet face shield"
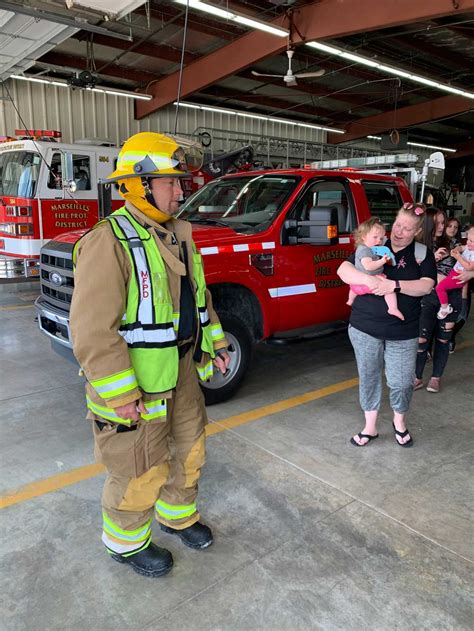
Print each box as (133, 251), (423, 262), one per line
(173, 137), (203, 173)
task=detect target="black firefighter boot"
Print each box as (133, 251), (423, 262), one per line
(160, 522), (213, 549)
(110, 542), (173, 577)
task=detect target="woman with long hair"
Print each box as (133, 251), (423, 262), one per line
(417, 208), (449, 257)
(446, 217), (462, 245)
(414, 208), (463, 392)
(444, 217), (471, 352)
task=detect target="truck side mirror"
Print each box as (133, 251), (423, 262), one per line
(60, 151), (76, 193)
(285, 206), (339, 245)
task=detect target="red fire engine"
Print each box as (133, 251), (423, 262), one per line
(0, 129), (122, 278)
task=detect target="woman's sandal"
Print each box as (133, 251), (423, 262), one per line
(350, 432), (379, 447)
(392, 422), (413, 448)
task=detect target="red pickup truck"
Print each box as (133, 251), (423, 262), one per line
(35, 167), (413, 403)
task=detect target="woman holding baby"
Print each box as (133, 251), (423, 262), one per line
(337, 202), (437, 447)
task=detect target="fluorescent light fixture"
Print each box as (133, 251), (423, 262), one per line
(174, 101), (345, 134)
(340, 52), (379, 68)
(89, 87), (152, 101)
(11, 75), (67, 88)
(306, 41), (474, 100)
(366, 135), (456, 153)
(175, 0), (233, 19)
(375, 65), (414, 80)
(408, 141), (456, 153)
(174, 0), (288, 37)
(10, 74), (152, 101)
(233, 16), (289, 37)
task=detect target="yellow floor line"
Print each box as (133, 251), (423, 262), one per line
(0, 304), (35, 311)
(1, 338), (471, 510)
(0, 377), (358, 510)
(0, 464), (105, 509)
(206, 377), (359, 436)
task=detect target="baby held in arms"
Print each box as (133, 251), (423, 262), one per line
(436, 226), (474, 319)
(347, 217), (404, 321)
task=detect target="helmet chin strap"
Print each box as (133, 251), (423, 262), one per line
(141, 177), (172, 224)
(143, 178), (157, 210)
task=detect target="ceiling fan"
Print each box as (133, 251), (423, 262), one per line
(251, 49), (325, 87)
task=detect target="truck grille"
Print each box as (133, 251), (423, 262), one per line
(39, 241), (75, 312)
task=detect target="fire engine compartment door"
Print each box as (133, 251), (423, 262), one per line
(274, 177), (356, 331)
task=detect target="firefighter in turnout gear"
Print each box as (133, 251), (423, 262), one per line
(70, 132), (230, 578)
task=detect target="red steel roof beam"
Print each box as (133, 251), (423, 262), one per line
(136, 0), (474, 119)
(327, 95), (473, 144)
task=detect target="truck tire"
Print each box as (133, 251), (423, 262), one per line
(200, 313), (253, 406)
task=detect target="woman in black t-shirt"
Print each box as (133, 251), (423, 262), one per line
(337, 203), (437, 448)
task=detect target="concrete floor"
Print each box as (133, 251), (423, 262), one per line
(0, 281), (473, 631)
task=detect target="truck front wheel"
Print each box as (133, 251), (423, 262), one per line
(201, 313), (253, 405)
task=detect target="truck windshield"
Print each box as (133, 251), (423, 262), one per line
(0, 151), (41, 198)
(179, 175), (299, 231)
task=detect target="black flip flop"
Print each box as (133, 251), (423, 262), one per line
(392, 423), (413, 448)
(350, 432), (379, 447)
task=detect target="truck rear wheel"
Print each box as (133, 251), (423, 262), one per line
(201, 313), (253, 405)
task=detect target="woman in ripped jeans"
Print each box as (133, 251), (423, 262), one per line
(414, 209), (461, 393)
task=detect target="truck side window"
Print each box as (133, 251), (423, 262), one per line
(47, 153), (91, 190)
(293, 180), (355, 233)
(48, 153), (62, 189)
(73, 155), (91, 190)
(361, 181), (402, 229)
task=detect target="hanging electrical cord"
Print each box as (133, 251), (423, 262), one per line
(87, 35), (97, 75)
(174, 0), (190, 134)
(1, 80), (53, 173)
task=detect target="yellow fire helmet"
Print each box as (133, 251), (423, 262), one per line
(106, 132), (203, 220)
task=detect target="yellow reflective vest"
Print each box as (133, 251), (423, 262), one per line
(70, 203), (227, 423)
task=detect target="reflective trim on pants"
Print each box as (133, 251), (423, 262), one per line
(155, 499), (197, 521)
(102, 532), (152, 557)
(102, 512), (152, 555)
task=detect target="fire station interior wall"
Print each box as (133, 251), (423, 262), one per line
(0, 79), (329, 166)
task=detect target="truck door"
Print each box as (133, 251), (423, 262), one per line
(37, 148), (99, 239)
(274, 177), (356, 331)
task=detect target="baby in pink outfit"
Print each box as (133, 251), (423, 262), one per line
(436, 226), (474, 319)
(347, 217), (404, 321)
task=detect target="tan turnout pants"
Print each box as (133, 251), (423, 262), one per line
(92, 348), (208, 555)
